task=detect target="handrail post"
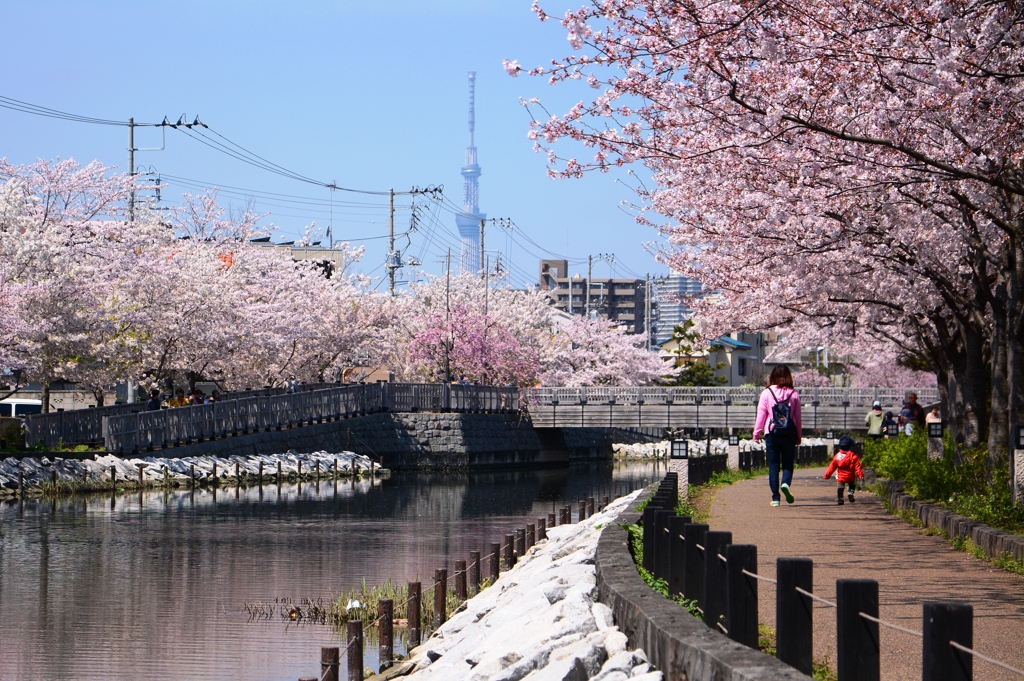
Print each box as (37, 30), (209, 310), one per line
(837, 579), (880, 681)
(777, 558), (813, 675)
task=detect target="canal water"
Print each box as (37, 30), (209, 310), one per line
(0, 459), (662, 681)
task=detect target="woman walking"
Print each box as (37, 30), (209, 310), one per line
(753, 365), (802, 506)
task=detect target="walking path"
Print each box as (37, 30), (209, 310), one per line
(710, 467), (1024, 681)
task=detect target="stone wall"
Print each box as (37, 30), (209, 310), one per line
(133, 412), (619, 471)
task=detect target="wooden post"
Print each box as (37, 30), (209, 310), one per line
(490, 542), (500, 581)
(667, 516), (691, 597)
(110, 465), (116, 484)
(212, 462), (217, 485)
(587, 497), (595, 517)
(526, 523), (535, 550)
(321, 646), (340, 681)
(235, 462), (240, 481)
(334, 458), (338, 478)
(469, 551), (480, 593)
(432, 568), (447, 629)
(297, 460), (302, 479)
(258, 460), (263, 483)
(726, 544), (758, 649)
(836, 579), (880, 681)
(642, 506), (659, 572)
(548, 512), (556, 529)
(18, 471), (23, 497)
(503, 534), (514, 569)
(51, 468), (57, 486)
(777, 558), (813, 675)
(346, 621), (363, 681)
(922, 602), (972, 681)
(537, 518), (547, 541)
(277, 460), (282, 483)
(683, 523), (709, 605)
(515, 528), (526, 558)
(602, 495), (609, 509)
(137, 463), (145, 487)
(378, 598), (393, 671)
(454, 560), (467, 600)
(407, 582), (421, 648)
(654, 509), (674, 580)
(578, 500), (586, 522)
(703, 530), (732, 633)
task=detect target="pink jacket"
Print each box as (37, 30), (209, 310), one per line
(753, 386), (802, 440)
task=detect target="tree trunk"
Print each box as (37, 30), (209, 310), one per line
(1005, 237), (1024, 444)
(954, 321), (987, 448)
(40, 380), (50, 414)
(93, 387), (106, 408)
(990, 287), (1009, 458)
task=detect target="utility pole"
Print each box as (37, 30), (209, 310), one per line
(479, 218), (485, 278)
(388, 188), (396, 296)
(484, 255), (489, 317)
(445, 249), (452, 382)
(586, 255), (592, 319)
(127, 118), (135, 224)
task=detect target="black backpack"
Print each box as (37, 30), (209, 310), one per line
(769, 387), (796, 434)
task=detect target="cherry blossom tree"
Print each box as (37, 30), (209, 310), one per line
(539, 317), (668, 386)
(510, 0), (1024, 450)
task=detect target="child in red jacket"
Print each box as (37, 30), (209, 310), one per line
(824, 436), (865, 505)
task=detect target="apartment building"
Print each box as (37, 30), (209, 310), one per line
(538, 259), (646, 334)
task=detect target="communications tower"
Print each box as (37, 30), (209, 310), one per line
(456, 72), (485, 273)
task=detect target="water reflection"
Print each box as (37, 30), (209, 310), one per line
(0, 460), (661, 681)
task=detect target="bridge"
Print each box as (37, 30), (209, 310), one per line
(525, 386), (938, 431)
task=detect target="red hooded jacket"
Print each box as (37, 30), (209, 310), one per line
(823, 449), (864, 484)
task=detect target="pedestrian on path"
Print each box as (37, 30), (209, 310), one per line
(865, 401), (884, 439)
(753, 364), (802, 506)
(823, 435), (864, 505)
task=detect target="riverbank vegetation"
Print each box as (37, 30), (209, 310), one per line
(863, 432), (1024, 537)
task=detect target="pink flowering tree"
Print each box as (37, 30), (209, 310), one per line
(539, 317), (668, 386)
(510, 1), (1024, 450)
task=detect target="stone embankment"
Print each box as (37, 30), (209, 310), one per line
(0, 450), (384, 496)
(394, 489), (660, 681)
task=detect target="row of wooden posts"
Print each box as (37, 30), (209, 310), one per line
(302, 495), (611, 681)
(643, 473), (1011, 681)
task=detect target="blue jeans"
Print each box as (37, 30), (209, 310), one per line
(766, 432), (796, 501)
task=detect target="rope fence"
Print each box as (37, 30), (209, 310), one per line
(638, 471), (1021, 680)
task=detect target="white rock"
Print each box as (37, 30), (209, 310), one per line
(591, 603), (615, 631)
(604, 631), (628, 657)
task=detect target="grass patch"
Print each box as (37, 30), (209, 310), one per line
(878, 492), (1024, 577)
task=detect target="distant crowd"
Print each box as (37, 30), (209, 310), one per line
(863, 391), (940, 438)
(145, 387), (221, 411)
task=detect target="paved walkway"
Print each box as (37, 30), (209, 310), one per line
(710, 467), (1024, 681)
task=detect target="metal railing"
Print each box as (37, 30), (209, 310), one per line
(23, 383), (345, 448)
(102, 383), (520, 454)
(527, 386), (939, 408)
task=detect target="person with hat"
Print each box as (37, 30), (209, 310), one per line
(824, 436), (865, 505)
(864, 401), (884, 439)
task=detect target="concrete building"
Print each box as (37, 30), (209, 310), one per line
(651, 274), (703, 345)
(538, 259), (647, 334)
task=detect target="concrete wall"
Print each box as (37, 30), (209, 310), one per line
(140, 412), (619, 471)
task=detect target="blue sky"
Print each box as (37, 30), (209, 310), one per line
(0, 0), (668, 288)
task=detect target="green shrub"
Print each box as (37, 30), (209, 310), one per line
(864, 433), (1024, 536)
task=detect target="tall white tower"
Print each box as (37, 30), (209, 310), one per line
(456, 72), (485, 273)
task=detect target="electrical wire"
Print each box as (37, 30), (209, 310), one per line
(0, 94), (129, 126)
